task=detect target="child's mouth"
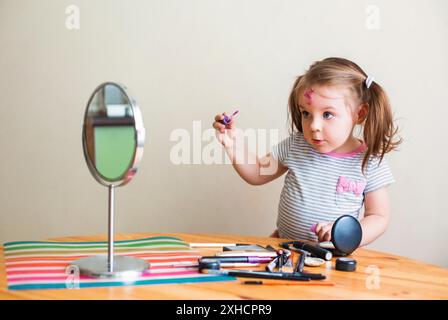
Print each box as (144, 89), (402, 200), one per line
(312, 139), (325, 145)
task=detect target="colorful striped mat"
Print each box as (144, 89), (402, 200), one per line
(2, 236), (234, 290)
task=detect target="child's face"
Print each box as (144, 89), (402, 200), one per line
(298, 85), (362, 153)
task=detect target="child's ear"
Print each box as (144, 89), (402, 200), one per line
(356, 103), (368, 124)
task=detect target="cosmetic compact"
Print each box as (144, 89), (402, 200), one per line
(319, 215), (362, 257)
(335, 257), (357, 272)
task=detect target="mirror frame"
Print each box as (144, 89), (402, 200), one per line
(82, 82), (145, 187)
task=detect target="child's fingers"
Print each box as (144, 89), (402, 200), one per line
(315, 222), (332, 242)
(321, 230), (332, 242)
(315, 222), (332, 233)
(214, 113), (225, 121)
(314, 222), (326, 234)
(213, 112), (236, 132)
(317, 228), (330, 242)
(213, 114), (226, 133)
(213, 121), (225, 132)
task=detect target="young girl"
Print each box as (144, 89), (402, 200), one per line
(212, 57), (401, 246)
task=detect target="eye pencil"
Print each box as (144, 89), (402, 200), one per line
(189, 243), (248, 248)
(241, 280), (334, 286)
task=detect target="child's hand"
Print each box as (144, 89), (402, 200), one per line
(314, 221), (334, 242)
(212, 112), (237, 148)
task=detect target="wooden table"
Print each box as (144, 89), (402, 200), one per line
(1, 233), (447, 300)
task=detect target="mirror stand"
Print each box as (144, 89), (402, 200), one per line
(72, 82), (149, 279)
(108, 184), (115, 272)
(72, 185), (148, 278)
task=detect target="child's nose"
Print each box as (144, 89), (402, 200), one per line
(310, 118), (322, 132)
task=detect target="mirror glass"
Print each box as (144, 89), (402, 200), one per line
(83, 82), (144, 186)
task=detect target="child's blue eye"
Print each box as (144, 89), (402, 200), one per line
(323, 112), (334, 119)
(302, 111), (310, 118)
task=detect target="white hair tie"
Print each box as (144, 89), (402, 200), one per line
(365, 75), (375, 89)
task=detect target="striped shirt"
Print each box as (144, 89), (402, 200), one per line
(271, 132), (395, 241)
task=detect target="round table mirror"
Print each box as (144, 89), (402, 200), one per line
(72, 82), (148, 278)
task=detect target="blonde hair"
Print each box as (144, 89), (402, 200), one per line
(288, 57), (402, 173)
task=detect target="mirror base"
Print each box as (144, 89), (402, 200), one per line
(71, 255), (149, 279)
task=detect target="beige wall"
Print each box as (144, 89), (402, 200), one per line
(0, 0), (447, 267)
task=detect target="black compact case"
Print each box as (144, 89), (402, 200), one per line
(322, 215), (363, 257)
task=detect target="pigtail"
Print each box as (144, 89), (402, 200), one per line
(362, 82), (402, 173)
(287, 76), (304, 134)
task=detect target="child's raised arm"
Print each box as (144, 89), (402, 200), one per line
(213, 113), (288, 185)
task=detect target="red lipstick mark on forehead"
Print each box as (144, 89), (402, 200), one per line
(304, 89), (314, 105)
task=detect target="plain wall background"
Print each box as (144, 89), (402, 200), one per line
(1, 0), (447, 267)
